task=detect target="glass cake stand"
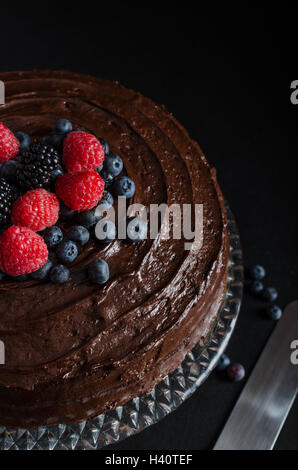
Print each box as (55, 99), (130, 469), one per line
(0, 205), (243, 450)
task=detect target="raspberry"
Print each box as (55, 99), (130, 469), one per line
(55, 170), (104, 211)
(0, 225), (48, 276)
(63, 131), (105, 172)
(0, 123), (20, 162)
(11, 189), (60, 232)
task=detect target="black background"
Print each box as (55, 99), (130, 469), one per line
(0, 4), (297, 450)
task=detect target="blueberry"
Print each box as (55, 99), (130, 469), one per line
(103, 154), (123, 177)
(249, 265), (266, 281)
(100, 170), (114, 188)
(60, 204), (75, 222)
(227, 363), (246, 382)
(266, 305), (283, 321)
(126, 217), (147, 243)
(98, 190), (114, 209)
(216, 354), (231, 371)
(31, 259), (53, 280)
(56, 240), (78, 264)
(15, 132), (31, 153)
(87, 259), (110, 285)
(113, 176), (135, 199)
(95, 220), (117, 244)
(0, 160), (19, 184)
(67, 226), (90, 246)
(250, 280), (264, 296)
(11, 274), (29, 282)
(76, 209), (101, 228)
(43, 132), (65, 149)
(43, 226), (63, 249)
(53, 119), (72, 134)
(0, 271), (4, 281)
(99, 138), (110, 156)
(262, 287), (278, 302)
(95, 165), (103, 174)
(51, 166), (64, 181)
(50, 265), (70, 284)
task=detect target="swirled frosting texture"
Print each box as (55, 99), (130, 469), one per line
(0, 71), (229, 427)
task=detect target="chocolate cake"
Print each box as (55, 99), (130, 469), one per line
(0, 71), (229, 428)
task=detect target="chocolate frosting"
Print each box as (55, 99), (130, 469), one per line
(0, 71), (229, 428)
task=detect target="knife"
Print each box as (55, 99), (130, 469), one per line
(214, 301), (298, 450)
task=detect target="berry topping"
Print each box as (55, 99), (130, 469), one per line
(42, 226), (63, 249)
(216, 354), (231, 371)
(15, 132), (31, 153)
(50, 264), (70, 284)
(0, 178), (19, 224)
(98, 190), (114, 209)
(100, 170), (114, 188)
(262, 287), (278, 302)
(0, 225), (48, 276)
(99, 138), (110, 156)
(126, 217), (148, 243)
(87, 259), (110, 285)
(11, 189), (60, 232)
(67, 226), (90, 246)
(227, 363), (246, 382)
(55, 170), (104, 212)
(0, 160), (19, 184)
(0, 123), (20, 162)
(31, 259), (53, 280)
(103, 154), (123, 177)
(95, 220), (117, 244)
(53, 119), (72, 135)
(63, 131), (105, 172)
(43, 133), (66, 150)
(76, 208), (101, 228)
(16, 143), (61, 190)
(249, 265), (266, 281)
(56, 239), (78, 264)
(250, 280), (264, 296)
(113, 176), (135, 198)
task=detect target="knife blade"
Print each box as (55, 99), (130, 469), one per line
(214, 301), (298, 450)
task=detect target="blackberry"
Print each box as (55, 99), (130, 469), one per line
(16, 143), (61, 190)
(0, 178), (18, 224)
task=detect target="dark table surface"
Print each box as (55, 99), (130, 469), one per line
(0, 5), (297, 450)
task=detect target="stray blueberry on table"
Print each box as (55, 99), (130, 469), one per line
(99, 138), (110, 156)
(43, 226), (63, 249)
(227, 363), (246, 382)
(262, 287), (278, 303)
(103, 154), (123, 177)
(53, 119), (73, 134)
(50, 265), (70, 284)
(15, 132), (31, 153)
(87, 259), (110, 285)
(113, 176), (135, 199)
(67, 226), (90, 246)
(249, 265), (266, 281)
(76, 208), (101, 229)
(216, 354), (231, 371)
(56, 240), (78, 264)
(100, 170), (114, 188)
(31, 259), (53, 280)
(98, 190), (114, 209)
(95, 220), (117, 244)
(126, 217), (148, 243)
(266, 305), (283, 321)
(250, 280), (264, 296)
